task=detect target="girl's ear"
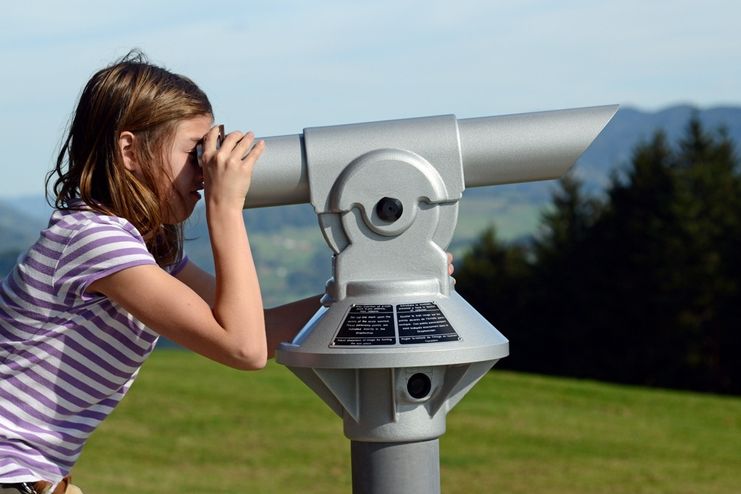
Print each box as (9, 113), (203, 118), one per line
(118, 131), (139, 173)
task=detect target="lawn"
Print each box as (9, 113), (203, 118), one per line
(74, 350), (741, 493)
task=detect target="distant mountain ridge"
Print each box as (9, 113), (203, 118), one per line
(2, 104), (740, 280)
(576, 105), (741, 191)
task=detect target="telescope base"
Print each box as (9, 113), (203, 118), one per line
(351, 439), (440, 494)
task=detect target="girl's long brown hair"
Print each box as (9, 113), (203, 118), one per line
(46, 50), (212, 267)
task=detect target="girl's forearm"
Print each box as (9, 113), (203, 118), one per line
(265, 294), (323, 358)
(207, 205), (267, 367)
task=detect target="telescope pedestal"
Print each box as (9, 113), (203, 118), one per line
(267, 106), (619, 493)
(351, 440), (440, 494)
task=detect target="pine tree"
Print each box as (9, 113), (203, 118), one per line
(670, 117), (741, 391)
(454, 226), (534, 369)
(457, 116), (741, 393)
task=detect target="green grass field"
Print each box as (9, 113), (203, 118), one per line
(74, 350), (741, 493)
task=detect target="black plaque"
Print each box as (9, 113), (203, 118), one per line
(333, 304), (396, 346)
(397, 302), (459, 344)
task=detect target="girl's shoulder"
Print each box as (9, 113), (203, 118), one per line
(41, 207), (158, 284)
(47, 205), (145, 243)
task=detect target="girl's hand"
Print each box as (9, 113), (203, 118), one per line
(200, 125), (265, 210)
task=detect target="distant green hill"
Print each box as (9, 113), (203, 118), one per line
(0, 198), (46, 274)
(0, 198), (45, 249)
(74, 350), (741, 494)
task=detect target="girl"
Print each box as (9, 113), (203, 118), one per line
(0, 51), (321, 493)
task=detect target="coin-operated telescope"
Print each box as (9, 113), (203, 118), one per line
(246, 105), (618, 494)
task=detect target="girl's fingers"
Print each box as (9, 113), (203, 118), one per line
(202, 128), (265, 196)
(220, 130), (246, 152)
(215, 130), (264, 165)
(231, 132), (266, 165)
(232, 131), (256, 161)
(243, 138), (266, 164)
(203, 125), (224, 155)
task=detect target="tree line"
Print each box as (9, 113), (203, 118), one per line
(456, 116), (741, 394)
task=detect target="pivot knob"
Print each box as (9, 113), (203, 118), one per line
(376, 197), (404, 222)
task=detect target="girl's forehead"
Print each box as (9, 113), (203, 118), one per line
(176, 115), (213, 140)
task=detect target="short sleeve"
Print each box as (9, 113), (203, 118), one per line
(53, 217), (157, 305)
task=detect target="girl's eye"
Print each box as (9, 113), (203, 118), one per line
(189, 148), (200, 166)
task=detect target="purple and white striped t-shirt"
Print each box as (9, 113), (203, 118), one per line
(0, 207), (187, 483)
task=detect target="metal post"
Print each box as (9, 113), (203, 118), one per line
(351, 440), (440, 494)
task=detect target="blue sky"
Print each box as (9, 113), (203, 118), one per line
(1, 0), (739, 198)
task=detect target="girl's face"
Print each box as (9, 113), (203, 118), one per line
(163, 114), (213, 223)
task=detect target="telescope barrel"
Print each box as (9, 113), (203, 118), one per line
(244, 134), (309, 208)
(243, 105), (618, 209)
(457, 105), (618, 187)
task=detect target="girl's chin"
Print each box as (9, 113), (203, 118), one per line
(163, 198), (197, 224)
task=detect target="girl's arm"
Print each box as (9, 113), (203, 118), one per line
(176, 260), (321, 358)
(88, 262), (266, 370)
(174, 252), (456, 360)
(264, 295), (322, 358)
(89, 127), (267, 370)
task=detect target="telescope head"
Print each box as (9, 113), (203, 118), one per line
(245, 104), (619, 208)
(244, 105), (618, 304)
